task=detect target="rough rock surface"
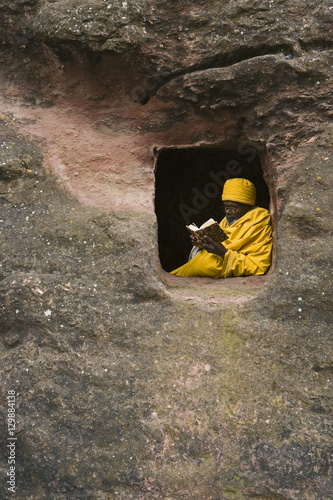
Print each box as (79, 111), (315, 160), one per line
(34, 0), (153, 53)
(0, 1), (332, 499)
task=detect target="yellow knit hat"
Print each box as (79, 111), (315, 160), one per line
(222, 178), (256, 206)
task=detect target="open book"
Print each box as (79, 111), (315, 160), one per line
(186, 218), (227, 243)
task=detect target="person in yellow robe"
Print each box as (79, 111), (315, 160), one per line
(171, 178), (273, 278)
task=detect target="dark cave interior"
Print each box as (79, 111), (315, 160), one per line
(155, 144), (270, 272)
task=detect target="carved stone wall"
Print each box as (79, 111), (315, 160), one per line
(0, 1), (332, 499)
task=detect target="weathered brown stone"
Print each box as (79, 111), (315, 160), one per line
(0, 1), (332, 498)
(34, 0), (154, 53)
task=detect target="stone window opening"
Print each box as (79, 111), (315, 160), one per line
(154, 143), (272, 278)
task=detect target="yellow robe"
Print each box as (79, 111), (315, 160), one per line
(171, 207), (272, 278)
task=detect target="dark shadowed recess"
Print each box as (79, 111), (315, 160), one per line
(155, 144), (270, 272)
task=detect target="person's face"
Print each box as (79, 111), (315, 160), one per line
(222, 201), (250, 225)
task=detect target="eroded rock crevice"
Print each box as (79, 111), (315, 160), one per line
(140, 43), (333, 103)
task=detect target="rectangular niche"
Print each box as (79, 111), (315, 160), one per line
(154, 143), (270, 273)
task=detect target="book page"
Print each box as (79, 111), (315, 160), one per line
(200, 218), (217, 229)
(187, 223), (199, 231)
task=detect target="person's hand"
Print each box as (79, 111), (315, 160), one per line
(190, 234), (227, 257)
(190, 234), (202, 247)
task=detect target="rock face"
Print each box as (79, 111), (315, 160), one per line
(0, 1), (332, 499)
(34, 0), (153, 53)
